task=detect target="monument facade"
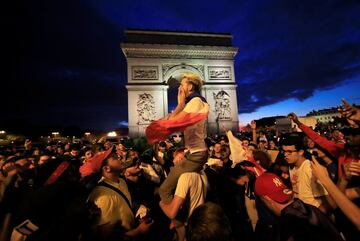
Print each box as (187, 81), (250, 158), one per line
(121, 29), (239, 137)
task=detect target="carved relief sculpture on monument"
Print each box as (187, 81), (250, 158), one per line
(213, 90), (231, 120)
(137, 93), (156, 124)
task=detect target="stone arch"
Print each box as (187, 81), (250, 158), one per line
(122, 29), (239, 137)
(163, 63), (205, 85)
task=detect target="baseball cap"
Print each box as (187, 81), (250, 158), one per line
(79, 146), (114, 177)
(255, 172), (293, 203)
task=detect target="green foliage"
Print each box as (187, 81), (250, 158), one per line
(131, 136), (152, 154)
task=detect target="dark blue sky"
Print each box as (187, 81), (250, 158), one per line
(3, 0), (360, 131)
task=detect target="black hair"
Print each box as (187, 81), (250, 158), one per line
(159, 141), (167, 148)
(186, 202), (232, 241)
(253, 150), (272, 169)
(281, 133), (305, 151)
(248, 143), (258, 149)
(225, 163), (248, 179)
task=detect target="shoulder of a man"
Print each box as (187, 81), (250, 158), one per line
(301, 159), (312, 172)
(183, 97), (207, 113)
(175, 173), (194, 198)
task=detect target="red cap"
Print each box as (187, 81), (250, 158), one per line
(79, 146), (113, 177)
(255, 172), (293, 203)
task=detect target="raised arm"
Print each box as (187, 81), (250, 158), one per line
(338, 98), (360, 127)
(251, 120), (257, 144)
(167, 86), (186, 120)
(311, 158), (360, 230)
(287, 112), (344, 158)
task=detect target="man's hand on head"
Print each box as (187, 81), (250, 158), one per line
(177, 86), (186, 106)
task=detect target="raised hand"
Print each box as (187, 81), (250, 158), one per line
(344, 161), (360, 180)
(24, 139), (32, 150)
(310, 156), (330, 183)
(251, 120), (256, 130)
(339, 98), (360, 125)
(287, 112), (300, 124)
(177, 85), (186, 106)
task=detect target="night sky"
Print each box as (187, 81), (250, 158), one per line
(3, 0), (360, 133)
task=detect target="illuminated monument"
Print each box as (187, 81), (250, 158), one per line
(121, 29), (239, 137)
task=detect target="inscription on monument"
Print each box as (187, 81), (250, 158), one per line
(132, 66), (158, 80)
(208, 66), (231, 80)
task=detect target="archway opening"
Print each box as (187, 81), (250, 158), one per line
(167, 76), (180, 113)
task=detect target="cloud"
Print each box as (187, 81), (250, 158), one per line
(234, 0), (360, 113)
(3, 0), (360, 130)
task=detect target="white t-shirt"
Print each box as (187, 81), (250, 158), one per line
(183, 97), (208, 153)
(88, 177), (135, 231)
(289, 160), (328, 207)
(175, 171), (208, 218)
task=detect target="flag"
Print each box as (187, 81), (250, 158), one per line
(226, 130), (266, 176)
(146, 97), (209, 144)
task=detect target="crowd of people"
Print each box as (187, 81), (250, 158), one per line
(1, 73), (360, 241)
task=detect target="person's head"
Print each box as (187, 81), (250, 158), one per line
(281, 135), (305, 165)
(116, 143), (127, 157)
(268, 139), (277, 150)
(246, 142), (258, 158)
(226, 163), (250, 186)
(253, 150), (272, 169)
(242, 139), (250, 148)
(218, 135), (228, 145)
(32, 148), (41, 156)
(101, 153), (124, 174)
(38, 154), (51, 165)
(213, 143), (221, 154)
(100, 153), (126, 175)
(342, 128), (360, 149)
(255, 172), (293, 216)
(186, 202), (232, 241)
(56, 146), (64, 155)
(79, 146), (115, 178)
(172, 133), (183, 143)
(70, 146), (79, 157)
(258, 140), (268, 150)
(158, 141), (167, 152)
(181, 73), (203, 96)
(104, 141), (113, 150)
(331, 129), (344, 143)
(248, 142), (257, 151)
(220, 145), (231, 160)
(64, 143), (71, 151)
(84, 149), (94, 161)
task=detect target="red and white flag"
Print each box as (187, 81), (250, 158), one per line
(146, 97), (209, 144)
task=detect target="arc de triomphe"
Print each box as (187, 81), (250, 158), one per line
(121, 29), (239, 137)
